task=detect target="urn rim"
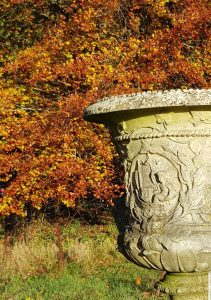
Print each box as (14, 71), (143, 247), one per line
(84, 88), (211, 122)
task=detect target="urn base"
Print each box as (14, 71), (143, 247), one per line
(156, 272), (208, 299)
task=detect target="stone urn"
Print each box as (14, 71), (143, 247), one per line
(84, 89), (211, 299)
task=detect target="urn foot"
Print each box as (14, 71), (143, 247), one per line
(156, 272), (208, 299)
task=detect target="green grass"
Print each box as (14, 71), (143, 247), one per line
(0, 220), (169, 300)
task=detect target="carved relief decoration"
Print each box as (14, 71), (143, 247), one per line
(111, 110), (211, 272)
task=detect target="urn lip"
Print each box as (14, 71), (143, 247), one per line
(84, 88), (211, 122)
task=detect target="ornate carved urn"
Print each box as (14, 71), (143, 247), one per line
(84, 89), (211, 299)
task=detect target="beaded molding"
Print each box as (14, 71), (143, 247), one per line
(114, 129), (211, 141)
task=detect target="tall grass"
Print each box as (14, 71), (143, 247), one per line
(0, 220), (168, 300)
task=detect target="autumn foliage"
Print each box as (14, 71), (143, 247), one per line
(0, 0), (210, 216)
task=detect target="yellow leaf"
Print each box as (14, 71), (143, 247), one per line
(134, 277), (142, 286)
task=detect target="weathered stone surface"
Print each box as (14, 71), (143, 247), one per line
(156, 272), (208, 299)
(84, 89), (211, 122)
(107, 107), (211, 274)
(84, 89), (211, 299)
